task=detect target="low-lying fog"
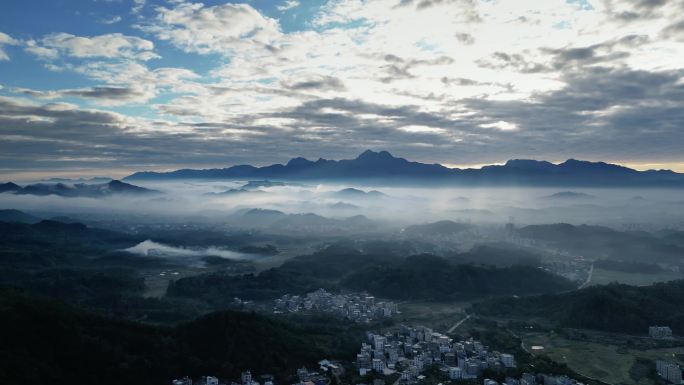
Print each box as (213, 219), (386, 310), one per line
(124, 240), (254, 261)
(2, 178), (684, 231)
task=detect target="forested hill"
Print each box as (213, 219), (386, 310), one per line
(169, 249), (574, 304)
(472, 279), (684, 334)
(0, 287), (362, 385)
(341, 254), (575, 300)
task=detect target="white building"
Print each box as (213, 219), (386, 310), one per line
(650, 326), (673, 339)
(657, 360), (683, 384)
(501, 353), (515, 368)
(448, 367), (462, 380)
(372, 358), (385, 372)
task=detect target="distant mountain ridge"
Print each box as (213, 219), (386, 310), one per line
(0, 180), (159, 198)
(124, 150), (684, 186)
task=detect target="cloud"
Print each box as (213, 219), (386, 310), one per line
(140, 2), (281, 55)
(4, 0), (684, 174)
(277, 0), (300, 12)
(12, 86), (154, 105)
(99, 16), (123, 25)
(398, 125), (446, 134)
(132, 0), (146, 14)
(26, 33), (158, 61)
(477, 52), (552, 74)
(479, 120), (518, 131)
(0, 32), (19, 61)
(283, 75), (346, 92)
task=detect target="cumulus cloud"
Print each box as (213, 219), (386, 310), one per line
(140, 2), (281, 55)
(26, 33), (158, 61)
(4, 0), (684, 174)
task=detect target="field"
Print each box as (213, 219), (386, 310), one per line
(589, 268), (682, 287)
(522, 332), (684, 385)
(397, 301), (471, 331)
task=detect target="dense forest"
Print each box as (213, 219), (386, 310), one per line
(473, 280), (684, 334)
(169, 245), (573, 304)
(0, 287), (364, 385)
(341, 254), (574, 300)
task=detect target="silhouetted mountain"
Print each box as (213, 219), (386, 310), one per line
(8, 180), (159, 198)
(124, 150), (684, 186)
(40, 177), (113, 184)
(240, 180), (298, 189)
(204, 188), (268, 197)
(330, 187), (387, 199)
(402, 220), (473, 237)
(328, 201), (360, 210)
(0, 182), (21, 193)
(0, 209), (40, 224)
(542, 191), (595, 200)
(228, 208), (375, 232)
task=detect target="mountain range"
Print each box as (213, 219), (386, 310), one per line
(0, 180), (159, 198)
(124, 150), (684, 186)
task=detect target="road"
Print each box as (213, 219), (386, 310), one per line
(447, 314), (471, 333)
(578, 263), (594, 289)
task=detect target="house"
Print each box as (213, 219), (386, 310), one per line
(649, 326), (673, 339)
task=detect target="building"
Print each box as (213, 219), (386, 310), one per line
(372, 358), (385, 372)
(501, 353), (515, 368)
(242, 371), (253, 385)
(650, 326), (673, 339)
(657, 360), (683, 384)
(521, 373), (536, 385)
(448, 367), (462, 380)
(173, 377), (193, 385)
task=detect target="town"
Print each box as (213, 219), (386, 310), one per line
(356, 325), (516, 381)
(273, 288), (399, 323)
(171, 324), (592, 385)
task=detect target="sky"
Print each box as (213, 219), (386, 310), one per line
(1, 0), (684, 179)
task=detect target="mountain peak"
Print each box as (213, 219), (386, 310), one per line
(286, 157), (312, 167)
(504, 159), (556, 170)
(355, 150), (396, 161)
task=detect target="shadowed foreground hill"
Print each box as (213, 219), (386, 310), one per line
(0, 288), (362, 385)
(472, 280), (684, 334)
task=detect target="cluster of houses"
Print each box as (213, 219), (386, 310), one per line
(355, 325), (516, 383)
(273, 288), (399, 323)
